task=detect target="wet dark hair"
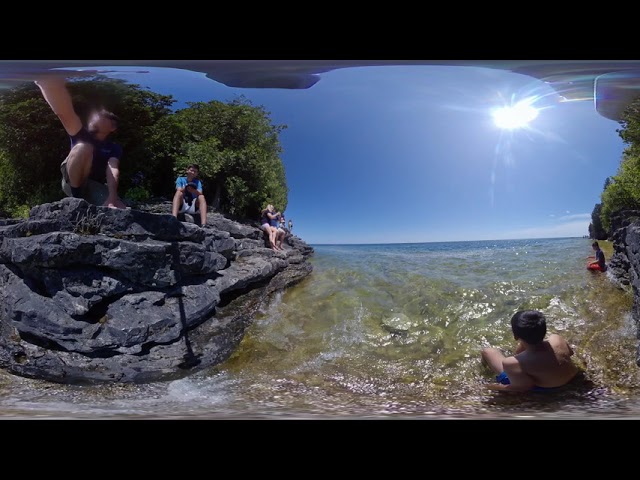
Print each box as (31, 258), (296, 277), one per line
(187, 164), (200, 171)
(592, 241), (599, 248)
(510, 310), (546, 345)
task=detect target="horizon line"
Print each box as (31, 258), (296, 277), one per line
(309, 236), (590, 247)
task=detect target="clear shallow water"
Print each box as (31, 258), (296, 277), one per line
(0, 237), (638, 419)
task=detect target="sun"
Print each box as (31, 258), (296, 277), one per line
(492, 100), (539, 130)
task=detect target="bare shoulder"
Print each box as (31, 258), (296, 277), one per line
(548, 333), (574, 355)
(548, 333), (569, 345)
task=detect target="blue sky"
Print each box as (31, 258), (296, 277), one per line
(89, 65), (625, 245)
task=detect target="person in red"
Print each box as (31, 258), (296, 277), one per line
(34, 75), (126, 209)
(587, 241), (607, 272)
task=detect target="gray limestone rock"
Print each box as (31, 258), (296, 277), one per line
(0, 198), (313, 384)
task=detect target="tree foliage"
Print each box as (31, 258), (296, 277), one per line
(0, 84), (68, 211)
(600, 152), (640, 230)
(598, 96), (640, 232)
(0, 76), (175, 211)
(172, 95), (288, 218)
(0, 81), (289, 220)
(589, 203), (607, 240)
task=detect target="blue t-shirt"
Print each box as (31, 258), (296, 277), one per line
(176, 176), (203, 192)
(70, 127), (122, 184)
(176, 177), (203, 204)
(270, 213), (281, 228)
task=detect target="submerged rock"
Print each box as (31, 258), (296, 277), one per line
(0, 198), (313, 384)
(381, 313), (413, 335)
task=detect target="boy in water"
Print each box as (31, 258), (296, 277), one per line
(481, 310), (579, 392)
(587, 241), (607, 271)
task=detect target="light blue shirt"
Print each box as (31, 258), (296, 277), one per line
(176, 176), (203, 196)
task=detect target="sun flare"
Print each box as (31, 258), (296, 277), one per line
(492, 101), (539, 129)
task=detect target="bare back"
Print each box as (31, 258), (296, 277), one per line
(514, 334), (579, 388)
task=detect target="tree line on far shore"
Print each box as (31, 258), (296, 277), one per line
(590, 97), (640, 240)
(0, 75), (288, 220)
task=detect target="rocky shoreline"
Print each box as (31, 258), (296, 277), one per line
(0, 198), (313, 384)
(5, 198), (640, 385)
(601, 210), (640, 366)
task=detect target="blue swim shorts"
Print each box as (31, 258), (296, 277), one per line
(495, 371), (558, 392)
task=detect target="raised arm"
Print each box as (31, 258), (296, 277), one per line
(34, 76), (83, 136)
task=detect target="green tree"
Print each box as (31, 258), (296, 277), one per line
(589, 177), (611, 239)
(173, 95), (288, 218)
(0, 81), (289, 221)
(0, 76), (175, 211)
(600, 152), (640, 230)
(617, 99), (640, 153)
(589, 203), (607, 240)
(142, 113), (185, 197)
(0, 85), (68, 212)
(597, 96), (640, 231)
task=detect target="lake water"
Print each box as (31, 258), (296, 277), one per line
(0, 237), (637, 419)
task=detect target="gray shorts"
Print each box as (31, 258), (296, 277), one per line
(60, 155), (109, 206)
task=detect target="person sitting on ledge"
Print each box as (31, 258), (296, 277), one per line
(270, 208), (286, 250)
(172, 163), (207, 226)
(481, 310), (580, 393)
(260, 204), (279, 251)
